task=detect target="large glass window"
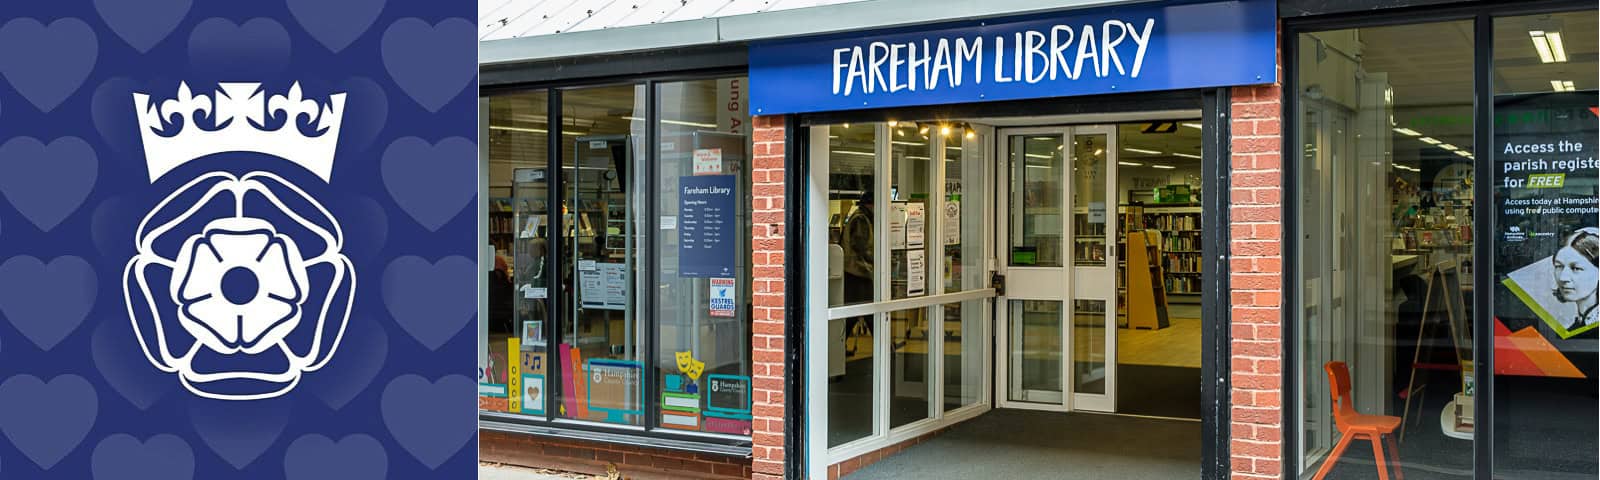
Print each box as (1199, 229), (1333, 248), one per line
(654, 78), (754, 435)
(556, 84), (646, 426)
(478, 77), (752, 440)
(1490, 11), (1597, 477)
(484, 90), (551, 417)
(1293, 21), (1478, 478)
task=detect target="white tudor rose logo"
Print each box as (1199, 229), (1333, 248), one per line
(124, 83), (354, 400)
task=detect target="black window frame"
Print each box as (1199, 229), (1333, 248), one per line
(1281, 1), (1595, 477)
(478, 66), (756, 455)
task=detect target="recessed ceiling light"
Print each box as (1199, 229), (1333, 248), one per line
(1530, 31), (1568, 63)
(1171, 152), (1201, 159)
(1151, 165), (1176, 170)
(1454, 150), (1473, 157)
(1551, 80), (1577, 92)
(1181, 123), (1202, 130)
(1118, 161), (1143, 166)
(1124, 147), (1162, 155)
(1419, 137), (1441, 145)
(1439, 144), (1459, 151)
(1393, 128), (1421, 137)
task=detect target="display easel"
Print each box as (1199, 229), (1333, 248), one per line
(1399, 261), (1470, 440)
(1125, 230), (1171, 330)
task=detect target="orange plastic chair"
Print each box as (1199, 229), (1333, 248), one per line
(1314, 361), (1405, 480)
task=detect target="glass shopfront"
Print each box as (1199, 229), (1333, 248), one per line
(1289, 4), (1597, 478)
(480, 76), (754, 440)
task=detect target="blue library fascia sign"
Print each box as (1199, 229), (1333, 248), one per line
(749, 0), (1277, 115)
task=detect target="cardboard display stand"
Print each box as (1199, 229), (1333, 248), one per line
(1125, 230), (1171, 330)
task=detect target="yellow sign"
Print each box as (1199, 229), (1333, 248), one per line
(508, 338), (522, 412)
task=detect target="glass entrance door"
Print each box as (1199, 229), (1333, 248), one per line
(996, 126), (1118, 413)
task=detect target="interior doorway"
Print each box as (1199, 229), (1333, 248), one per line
(994, 120), (1206, 419)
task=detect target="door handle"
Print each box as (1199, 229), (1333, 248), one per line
(990, 273), (1005, 296)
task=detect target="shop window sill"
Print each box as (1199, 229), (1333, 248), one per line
(479, 412), (752, 458)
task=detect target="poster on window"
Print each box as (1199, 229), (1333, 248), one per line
(905, 202), (926, 248)
(1492, 91), (1599, 379)
(709, 277), (736, 317)
(680, 175), (738, 277)
(944, 198), (961, 245)
(906, 249), (926, 297)
(580, 263), (628, 310)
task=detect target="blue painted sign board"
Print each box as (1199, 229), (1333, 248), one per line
(679, 175), (738, 277)
(750, 0), (1276, 114)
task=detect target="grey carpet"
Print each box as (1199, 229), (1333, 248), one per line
(844, 409), (1200, 480)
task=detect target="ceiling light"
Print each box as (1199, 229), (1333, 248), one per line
(1392, 128), (1421, 136)
(1151, 165), (1176, 170)
(1118, 161), (1144, 166)
(1547, 32), (1568, 62)
(843, 123), (850, 129)
(489, 125), (589, 136)
(888, 120), (898, 127)
(1171, 152), (1202, 159)
(1439, 144), (1459, 151)
(621, 116), (718, 129)
(1530, 31), (1568, 63)
(1419, 137), (1441, 145)
(891, 141), (923, 146)
(919, 126), (930, 135)
(1094, 148), (1105, 156)
(1454, 150), (1473, 158)
(1181, 123), (1202, 130)
(1024, 153), (1056, 160)
(1124, 147), (1162, 155)
(940, 125), (951, 136)
(833, 150), (875, 157)
(1551, 80), (1577, 92)
(965, 129), (976, 140)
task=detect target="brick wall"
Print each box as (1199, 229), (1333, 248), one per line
(1228, 84), (1285, 480)
(749, 115), (788, 479)
(480, 431), (751, 479)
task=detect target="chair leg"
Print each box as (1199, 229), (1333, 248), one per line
(1371, 434), (1391, 480)
(1313, 434), (1355, 480)
(1385, 433), (1405, 480)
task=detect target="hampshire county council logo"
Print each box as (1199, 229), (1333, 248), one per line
(123, 83), (355, 401)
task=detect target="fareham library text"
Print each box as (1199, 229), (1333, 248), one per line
(831, 18), (1157, 96)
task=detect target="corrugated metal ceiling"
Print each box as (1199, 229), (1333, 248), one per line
(479, 0), (869, 41)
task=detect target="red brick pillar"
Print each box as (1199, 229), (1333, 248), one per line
(749, 115), (788, 479)
(1228, 84), (1284, 480)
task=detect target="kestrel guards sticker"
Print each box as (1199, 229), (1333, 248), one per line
(710, 278), (736, 317)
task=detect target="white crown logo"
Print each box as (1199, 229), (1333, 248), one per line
(134, 82), (346, 182)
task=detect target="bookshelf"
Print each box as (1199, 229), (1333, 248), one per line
(1143, 205), (1203, 301)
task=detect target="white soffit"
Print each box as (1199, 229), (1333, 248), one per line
(479, 0), (1144, 66)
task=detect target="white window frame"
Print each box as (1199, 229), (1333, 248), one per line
(806, 123), (997, 479)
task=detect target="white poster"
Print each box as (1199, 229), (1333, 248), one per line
(888, 203), (907, 249)
(1088, 201), (1106, 224)
(693, 148), (723, 175)
(943, 199), (961, 245)
(905, 203), (925, 249)
(906, 250), (926, 297)
(580, 263), (628, 310)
